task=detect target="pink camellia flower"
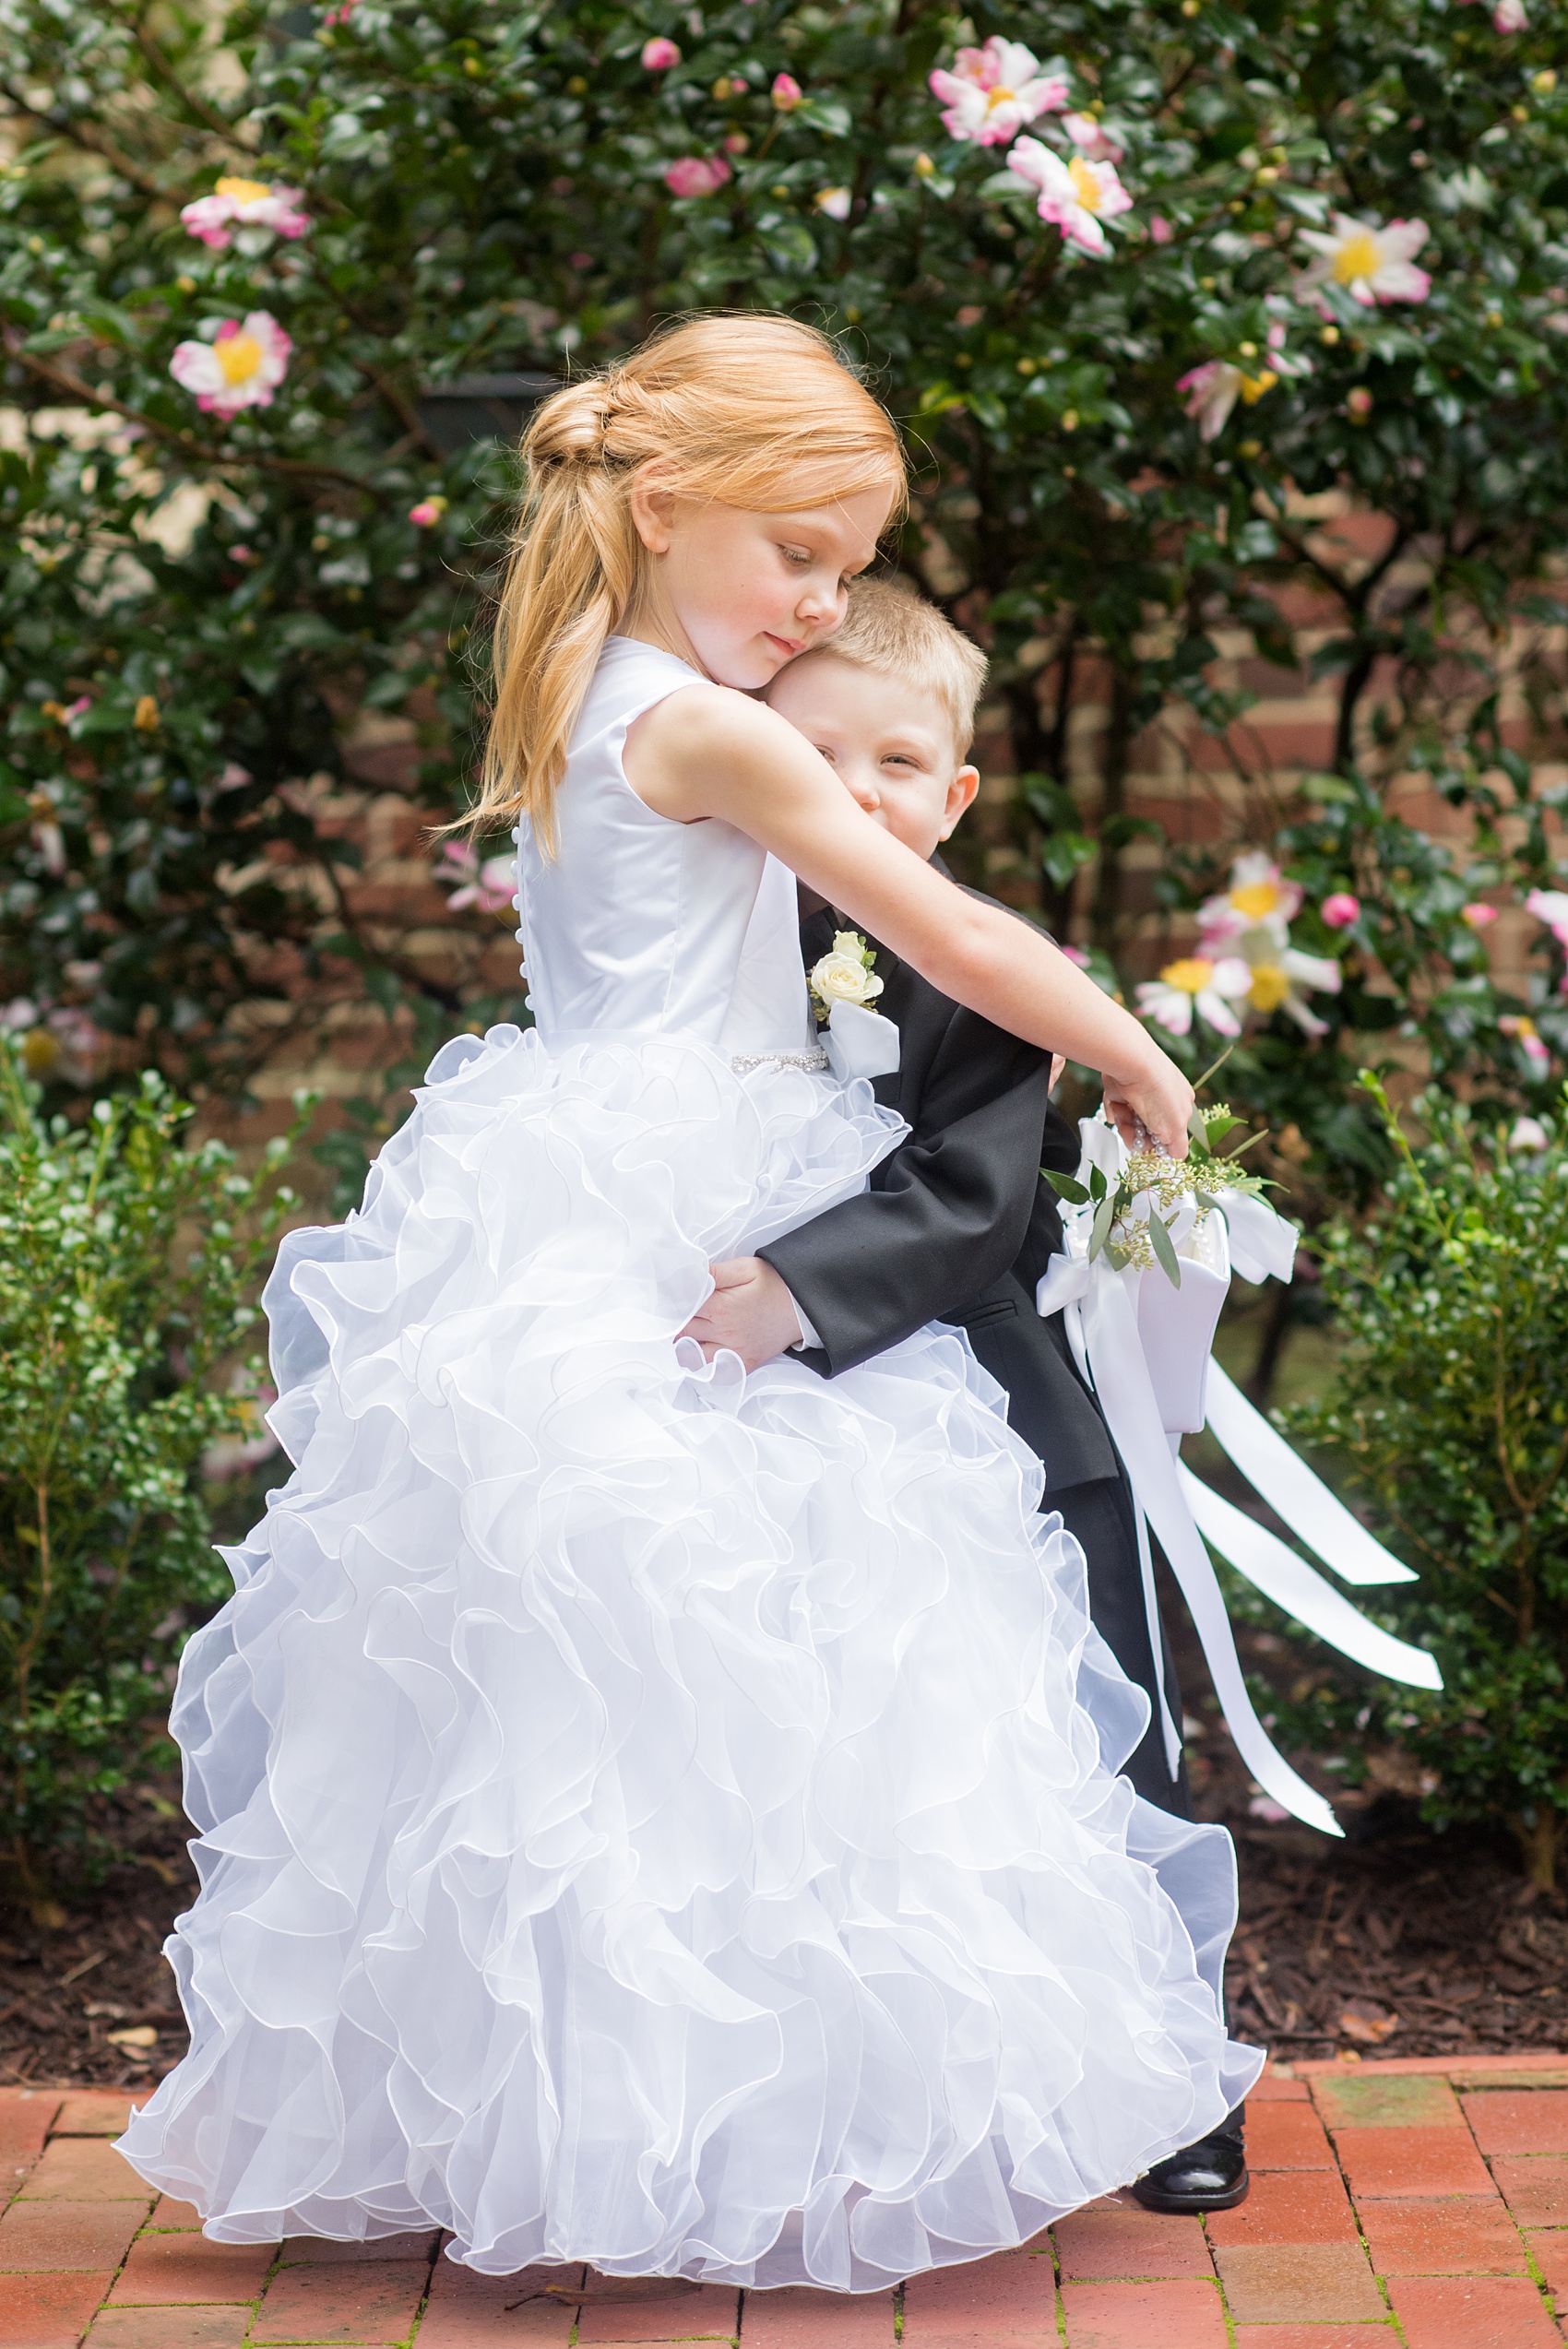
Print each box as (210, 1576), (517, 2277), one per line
(1005, 138), (1132, 256)
(1509, 1115), (1549, 1149)
(1062, 111), (1124, 162)
(1500, 1013), (1551, 1071)
(1149, 212), (1174, 244)
(1461, 901), (1499, 929)
(1347, 386), (1373, 423)
(409, 495), (448, 528)
(1297, 212), (1431, 307)
(1321, 892), (1360, 929)
(440, 843), (517, 917)
(1467, 0), (1529, 26)
(180, 177), (309, 251)
(663, 155), (732, 198)
(771, 72), (802, 110)
(641, 37), (681, 68)
(169, 313), (291, 416)
(814, 186), (852, 220)
(1526, 886), (1568, 944)
(929, 37), (1068, 148)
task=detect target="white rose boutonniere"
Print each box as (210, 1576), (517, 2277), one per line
(808, 931), (884, 1024)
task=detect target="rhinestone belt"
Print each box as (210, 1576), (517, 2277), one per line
(730, 1047), (829, 1074)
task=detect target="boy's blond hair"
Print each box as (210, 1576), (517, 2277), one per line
(821, 576), (989, 756)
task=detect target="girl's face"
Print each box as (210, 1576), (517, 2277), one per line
(627, 481), (893, 689)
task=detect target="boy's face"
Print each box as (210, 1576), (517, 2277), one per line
(765, 653), (980, 862)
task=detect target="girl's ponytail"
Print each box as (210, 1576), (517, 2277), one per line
(468, 315), (906, 848)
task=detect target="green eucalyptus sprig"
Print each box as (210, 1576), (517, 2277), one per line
(1042, 1102), (1275, 1287)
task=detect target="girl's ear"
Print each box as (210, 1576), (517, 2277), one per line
(939, 764), (981, 840)
(629, 464), (678, 554)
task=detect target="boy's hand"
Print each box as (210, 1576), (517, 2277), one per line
(680, 1256), (805, 1370)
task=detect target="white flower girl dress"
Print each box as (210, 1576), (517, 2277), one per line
(120, 637), (1262, 2291)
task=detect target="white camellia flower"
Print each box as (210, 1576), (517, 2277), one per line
(1005, 138), (1133, 256)
(1242, 948), (1343, 1038)
(1177, 360), (1279, 442)
(1135, 955), (1253, 1038)
(169, 313), (291, 417)
(809, 932), (885, 1012)
(1296, 213), (1431, 307)
(928, 37), (1069, 147)
(1509, 1116), (1549, 1151)
(1197, 851), (1302, 950)
(180, 177), (309, 251)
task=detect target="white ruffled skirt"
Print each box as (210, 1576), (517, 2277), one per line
(119, 1025), (1261, 2291)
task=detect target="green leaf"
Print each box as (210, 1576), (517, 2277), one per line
(1147, 1209), (1182, 1289)
(1043, 1170), (1091, 1204)
(1088, 1163), (1108, 1204)
(1089, 1192), (1117, 1260)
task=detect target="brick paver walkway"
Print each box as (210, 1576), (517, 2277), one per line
(0, 2052), (1563, 2346)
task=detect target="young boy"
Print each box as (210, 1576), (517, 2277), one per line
(680, 578), (1249, 2213)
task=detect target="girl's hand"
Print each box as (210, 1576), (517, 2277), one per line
(1102, 1051), (1194, 1158)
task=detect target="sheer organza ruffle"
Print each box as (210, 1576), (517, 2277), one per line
(118, 1025), (1260, 2291)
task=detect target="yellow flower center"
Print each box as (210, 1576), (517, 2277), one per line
(1068, 154), (1103, 209)
(985, 85), (1016, 108)
(1515, 1017), (1539, 1039)
(215, 176), (272, 205)
(1159, 957), (1215, 994)
(216, 332), (263, 385)
(1332, 229), (1383, 286)
(1248, 964), (1290, 1012)
(1238, 370), (1278, 404)
(1229, 881), (1280, 918)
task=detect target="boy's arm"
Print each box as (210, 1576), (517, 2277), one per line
(758, 1033), (1059, 1379)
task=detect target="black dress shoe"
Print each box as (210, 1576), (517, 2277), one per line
(1131, 2130), (1249, 2213)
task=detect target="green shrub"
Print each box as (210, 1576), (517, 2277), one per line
(1284, 1081), (1568, 1888)
(0, 1043), (301, 1913)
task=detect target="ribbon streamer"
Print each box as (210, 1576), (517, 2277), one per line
(1037, 1117), (1442, 1836)
(824, 999), (901, 1081)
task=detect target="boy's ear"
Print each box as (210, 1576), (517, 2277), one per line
(939, 764), (981, 839)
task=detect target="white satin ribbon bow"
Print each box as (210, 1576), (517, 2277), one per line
(1036, 1116), (1441, 1837)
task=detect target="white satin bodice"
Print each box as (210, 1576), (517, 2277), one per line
(516, 636), (814, 1062)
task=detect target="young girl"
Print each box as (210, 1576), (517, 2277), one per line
(120, 315), (1261, 2291)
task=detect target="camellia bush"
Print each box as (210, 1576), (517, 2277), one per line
(1273, 1081), (1568, 1891)
(0, 1040), (301, 1908)
(1, 0), (1568, 1176)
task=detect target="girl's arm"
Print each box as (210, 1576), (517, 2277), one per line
(624, 682), (1193, 1154)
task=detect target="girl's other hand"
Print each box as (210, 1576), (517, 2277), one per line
(1102, 1053), (1194, 1159)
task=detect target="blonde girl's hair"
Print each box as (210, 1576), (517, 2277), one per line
(823, 575), (989, 755)
(470, 314), (908, 845)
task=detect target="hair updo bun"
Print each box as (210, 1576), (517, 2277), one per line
(469, 314), (907, 846)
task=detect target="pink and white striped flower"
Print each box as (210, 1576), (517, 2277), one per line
(1178, 360), (1279, 441)
(1526, 886), (1568, 944)
(180, 177), (309, 251)
(439, 843), (517, 917)
(929, 38), (1068, 148)
(1136, 955), (1254, 1038)
(169, 313), (291, 417)
(1062, 111), (1124, 163)
(1297, 213), (1431, 308)
(1005, 138), (1132, 256)
(1500, 1014), (1551, 1072)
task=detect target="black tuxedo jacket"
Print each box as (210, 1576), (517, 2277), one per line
(760, 896), (1119, 1496)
